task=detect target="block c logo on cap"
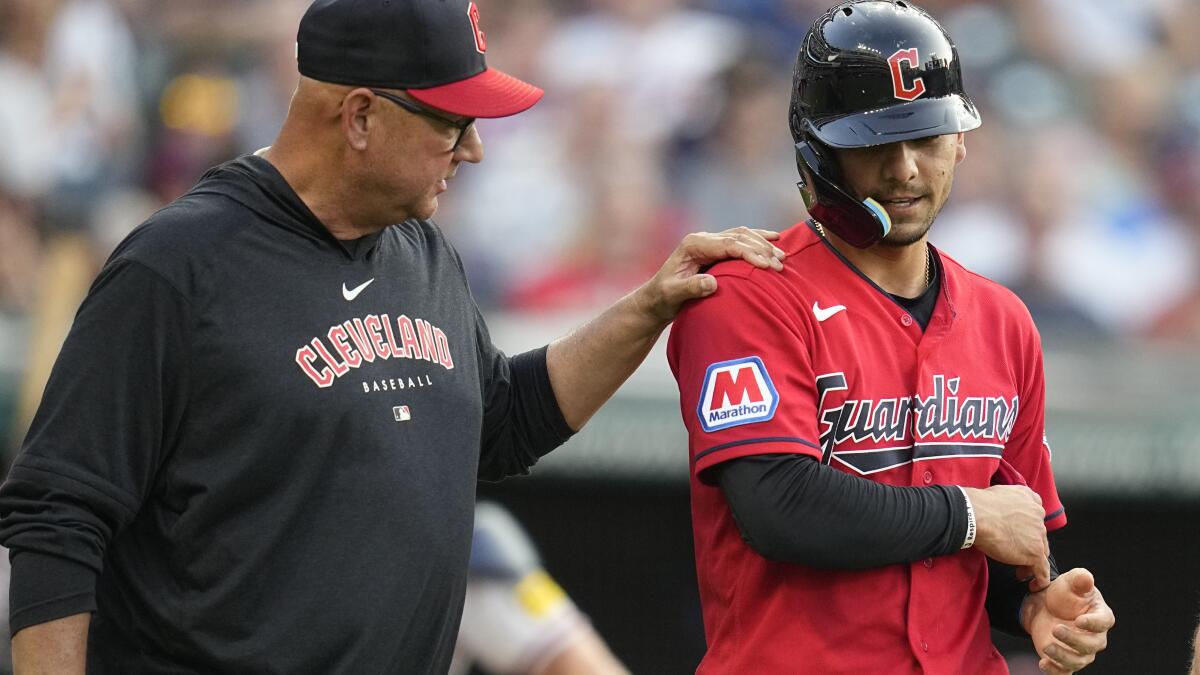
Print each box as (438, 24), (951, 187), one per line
(467, 2), (486, 54)
(697, 356), (778, 432)
(887, 47), (926, 101)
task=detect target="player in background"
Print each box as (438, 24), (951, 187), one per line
(668, 2), (1113, 673)
(1191, 615), (1200, 675)
(450, 502), (628, 675)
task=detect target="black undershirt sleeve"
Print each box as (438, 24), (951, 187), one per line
(986, 552), (1061, 638)
(713, 453), (968, 567)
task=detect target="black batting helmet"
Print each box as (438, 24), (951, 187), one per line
(790, 0), (980, 248)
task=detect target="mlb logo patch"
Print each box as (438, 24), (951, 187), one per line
(697, 356), (778, 432)
(393, 405), (411, 422)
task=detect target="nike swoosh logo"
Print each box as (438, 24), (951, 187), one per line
(812, 301), (847, 322)
(342, 278), (375, 301)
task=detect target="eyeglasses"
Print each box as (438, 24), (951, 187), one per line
(370, 89), (475, 152)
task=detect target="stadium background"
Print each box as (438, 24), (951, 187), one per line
(0, 0), (1198, 672)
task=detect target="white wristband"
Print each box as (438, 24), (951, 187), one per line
(957, 486), (976, 549)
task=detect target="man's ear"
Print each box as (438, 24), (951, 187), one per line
(955, 132), (966, 164)
(342, 88), (377, 151)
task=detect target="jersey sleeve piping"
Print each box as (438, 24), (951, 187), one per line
(695, 436), (820, 463)
(1044, 507), (1067, 531)
(694, 438), (822, 481)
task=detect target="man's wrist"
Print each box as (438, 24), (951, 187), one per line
(1019, 588), (1043, 635)
(957, 486), (976, 549)
(629, 282), (674, 330)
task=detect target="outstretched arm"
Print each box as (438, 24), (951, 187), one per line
(1021, 568), (1114, 674)
(547, 227), (784, 431)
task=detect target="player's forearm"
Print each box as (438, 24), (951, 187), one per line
(546, 286), (668, 431)
(12, 612), (90, 675)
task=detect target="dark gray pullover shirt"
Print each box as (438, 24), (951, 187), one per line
(0, 155), (572, 673)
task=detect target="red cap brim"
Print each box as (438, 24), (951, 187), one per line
(408, 68), (543, 119)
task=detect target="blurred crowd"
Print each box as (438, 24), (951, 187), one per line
(1, 0), (1200, 447)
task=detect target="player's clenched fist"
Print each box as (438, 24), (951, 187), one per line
(963, 485), (1051, 588)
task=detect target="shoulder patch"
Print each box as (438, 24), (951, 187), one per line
(697, 356), (779, 432)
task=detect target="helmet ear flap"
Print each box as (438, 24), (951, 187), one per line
(796, 138), (839, 187)
(795, 139), (892, 248)
(788, 104), (804, 145)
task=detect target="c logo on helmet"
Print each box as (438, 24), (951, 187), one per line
(467, 2), (486, 54)
(887, 48), (926, 101)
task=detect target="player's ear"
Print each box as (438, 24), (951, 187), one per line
(954, 132), (966, 164)
(342, 88), (376, 152)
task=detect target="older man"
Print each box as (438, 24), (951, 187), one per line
(0, 1), (785, 672)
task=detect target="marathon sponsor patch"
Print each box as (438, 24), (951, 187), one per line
(697, 356), (778, 432)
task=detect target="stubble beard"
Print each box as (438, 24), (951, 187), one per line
(877, 216), (934, 248)
(873, 170), (954, 248)
(876, 192), (948, 248)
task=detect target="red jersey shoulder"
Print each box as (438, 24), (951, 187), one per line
(703, 222), (825, 281)
(673, 223), (849, 350)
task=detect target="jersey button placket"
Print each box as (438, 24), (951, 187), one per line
(923, 557), (933, 568)
(900, 313), (913, 327)
(922, 470), (933, 484)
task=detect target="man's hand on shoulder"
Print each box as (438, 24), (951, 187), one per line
(1021, 568), (1114, 674)
(635, 226), (785, 325)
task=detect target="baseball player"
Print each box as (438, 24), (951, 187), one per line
(450, 502), (628, 675)
(667, 2), (1114, 673)
(0, 1), (786, 672)
(1191, 616), (1200, 675)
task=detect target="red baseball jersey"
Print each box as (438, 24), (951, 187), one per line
(667, 222), (1065, 675)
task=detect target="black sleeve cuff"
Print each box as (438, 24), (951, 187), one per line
(985, 551), (1060, 638)
(478, 346), (577, 482)
(985, 557), (1029, 638)
(9, 551), (97, 634)
(509, 346), (575, 456)
(938, 485), (969, 556)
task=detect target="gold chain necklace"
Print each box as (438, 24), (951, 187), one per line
(811, 219), (932, 287)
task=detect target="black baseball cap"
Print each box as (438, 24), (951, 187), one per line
(297, 0), (543, 118)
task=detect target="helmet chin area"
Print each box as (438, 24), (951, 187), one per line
(795, 141), (892, 249)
